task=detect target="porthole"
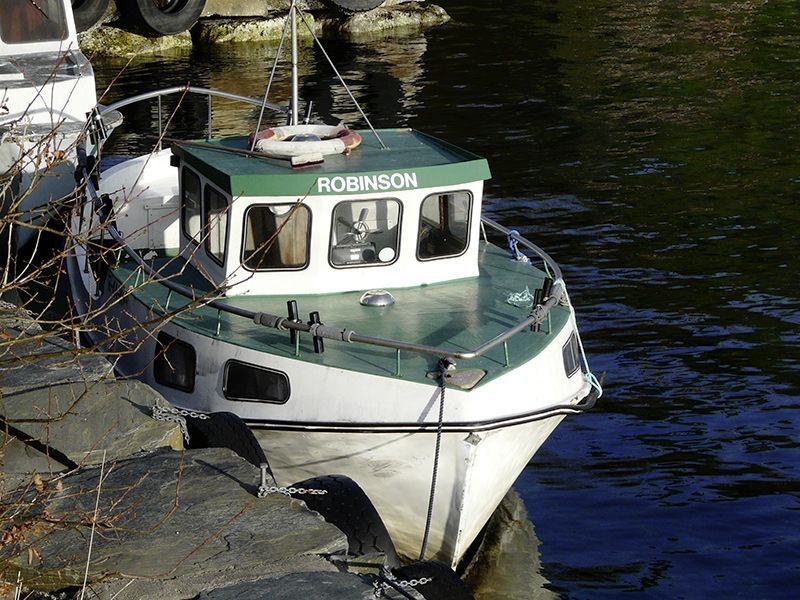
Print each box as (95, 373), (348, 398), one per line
(154, 332), (196, 392)
(223, 360), (290, 404)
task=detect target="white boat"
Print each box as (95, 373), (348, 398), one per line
(67, 1), (602, 569)
(0, 0), (113, 250)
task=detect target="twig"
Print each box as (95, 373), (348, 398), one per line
(80, 449), (107, 600)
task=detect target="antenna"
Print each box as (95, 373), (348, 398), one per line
(290, 0), (299, 126)
(251, 1), (387, 150)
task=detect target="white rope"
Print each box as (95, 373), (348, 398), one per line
(561, 284), (603, 399)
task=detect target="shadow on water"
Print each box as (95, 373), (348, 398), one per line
(465, 488), (558, 600)
(87, 1), (800, 596)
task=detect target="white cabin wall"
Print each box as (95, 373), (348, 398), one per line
(223, 181), (485, 297)
(100, 150), (180, 250)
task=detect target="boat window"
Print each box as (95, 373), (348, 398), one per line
(153, 332), (196, 393)
(0, 0), (68, 44)
(181, 169), (201, 242)
(417, 191), (472, 260)
(562, 332), (582, 378)
(223, 361), (290, 404)
(242, 204), (311, 270)
(204, 185), (229, 265)
(330, 199), (401, 267)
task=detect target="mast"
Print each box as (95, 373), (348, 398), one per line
(290, 0), (299, 126)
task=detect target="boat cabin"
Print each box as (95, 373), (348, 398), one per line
(0, 0), (93, 126)
(164, 129), (491, 296)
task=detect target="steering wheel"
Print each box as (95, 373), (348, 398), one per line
(338, 208), (383, 243)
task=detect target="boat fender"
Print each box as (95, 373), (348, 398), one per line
(249, 124), (362, 159)
(288, 474), (400, 568)
(184, 411), (268, 469)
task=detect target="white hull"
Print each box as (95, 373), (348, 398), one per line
(66, 245), (590, 567)
(256, 417), (567, 565)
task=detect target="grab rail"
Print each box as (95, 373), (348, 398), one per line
(97, 86), (288, 148)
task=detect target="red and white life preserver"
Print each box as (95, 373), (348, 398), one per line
(249, 123), (362, 159)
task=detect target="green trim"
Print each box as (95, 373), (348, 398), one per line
(173, 128), (492, 198)
(111, 243), (572, 390)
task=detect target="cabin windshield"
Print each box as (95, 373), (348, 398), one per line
(418, 191), (472, 260)
(0, 0), (68, 44)
(243, 204), (310, 270)
(330, 198), (401, 267)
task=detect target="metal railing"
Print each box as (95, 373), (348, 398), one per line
(98, 86), (288, 147)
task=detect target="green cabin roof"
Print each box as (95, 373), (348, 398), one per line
(172, 128), (492, 197)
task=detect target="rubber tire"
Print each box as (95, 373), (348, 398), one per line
(185, 411), (267, 468)
(72, 0), (109, 32)
(391, 560), (475, 600)
(289, 474), (400, 568)
(323, 0), (384, 14)
(115, 0), (207, 37)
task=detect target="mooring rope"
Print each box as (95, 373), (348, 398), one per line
(419, 358), (451, 560)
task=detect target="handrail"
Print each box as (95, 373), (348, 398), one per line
(481, 217), (563, 283)
(99, 86), (288, 117)
(76, 156), (568, 365)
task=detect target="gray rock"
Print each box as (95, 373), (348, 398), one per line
(317, 1), (450, 35)
(0, 379), (183, 470)
(0, 432), (69, 493)
(5, 448), (346, 598)
(192, 14), (317, 45)
(198, 571), (376, 599)
(77, 27), (193, 57)
(0, 331), (113, 395)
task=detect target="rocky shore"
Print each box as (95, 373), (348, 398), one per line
(78, 0), (450, 57)
(0, 298), (550, 598)
(0, 309), (384, 598)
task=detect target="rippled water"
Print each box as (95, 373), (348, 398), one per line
(92, 1), (800, 596)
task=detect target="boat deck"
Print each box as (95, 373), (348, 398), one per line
(110, 242), (571, 389)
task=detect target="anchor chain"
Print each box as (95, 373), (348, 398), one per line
(256, 463), (327, 498)
(152, 405), (209, 444)
(373, 567), (434, 598)
(256, 486), (328, 498)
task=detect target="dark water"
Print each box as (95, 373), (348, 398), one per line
(91, 1), (800, 596)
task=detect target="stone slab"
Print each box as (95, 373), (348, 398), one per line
(197, 571), (377, 599)
(0, 432), (70, 494)
(0, 379), (183, 469)
(0, 330), (113, 396)
(4, 448), (346, 598)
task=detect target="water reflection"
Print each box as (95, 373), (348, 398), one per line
(465, 489), (556, 600)
(95, 27), (432, 156)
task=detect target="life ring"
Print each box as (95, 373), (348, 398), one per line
(249, 124), (362, 159)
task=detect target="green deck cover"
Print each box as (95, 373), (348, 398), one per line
(112, 243), (572, 390)
(172, 129), (492, 197)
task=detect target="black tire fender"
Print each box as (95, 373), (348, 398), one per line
(391, 560), (475, 599)
(289, 474), (400, 568)
(115, 0), (207, 37)
(323, 0), (385, 14)
(71, 0), (110, 32)
(185, 411), (267, 468)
